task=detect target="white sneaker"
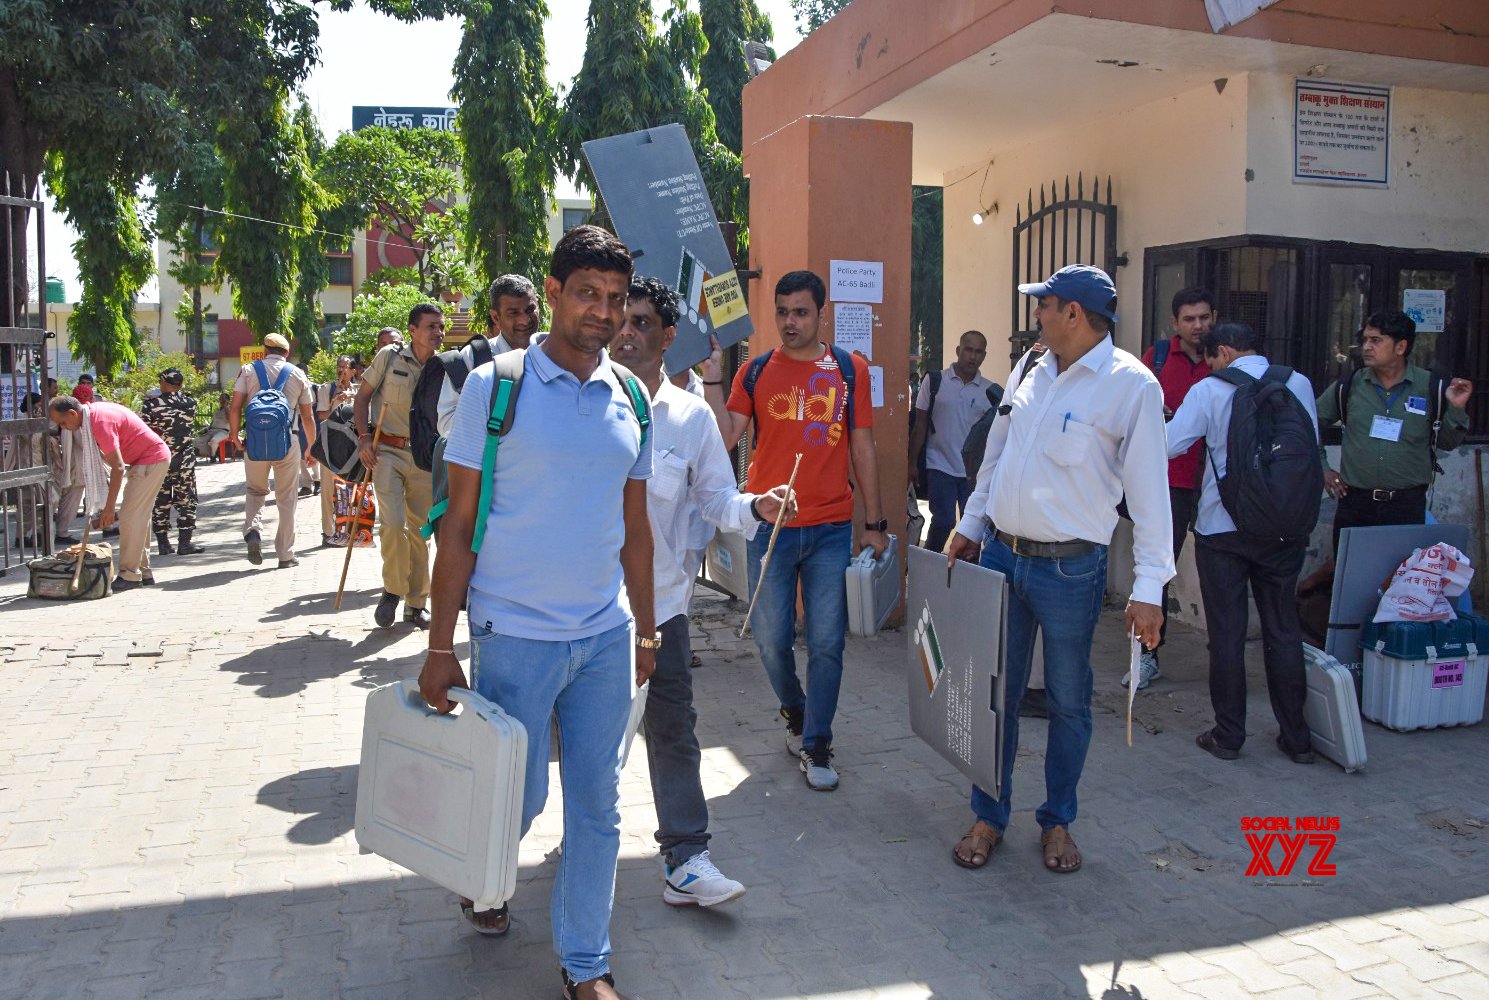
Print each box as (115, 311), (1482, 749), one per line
(781, 706), (804, 758)
(1122, 650), (1161, 690)
(799, 745), (839, 791)
(662, 851), (746, 907)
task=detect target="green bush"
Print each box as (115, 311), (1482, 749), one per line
(97, 344), (214, 431)
(305, 350), (339, 385)
(336, 284), (447, 361)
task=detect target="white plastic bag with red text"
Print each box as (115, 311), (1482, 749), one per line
(1372, 543), (1474, 623)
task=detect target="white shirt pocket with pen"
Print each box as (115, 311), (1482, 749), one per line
(1044, 416), (1097, 468)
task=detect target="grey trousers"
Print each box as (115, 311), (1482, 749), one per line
(642, 614), (711, 865)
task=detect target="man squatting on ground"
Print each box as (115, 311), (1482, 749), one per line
(611, 275), (795, 908)
(947, 264), (1173, 875)
(356, 304), (445, 629)
(703, 269), (890, 793)
(419, 226), (657, 1000)
(46, 395), (174, 589)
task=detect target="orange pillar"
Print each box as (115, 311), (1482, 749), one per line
(744, 115), (914, 618)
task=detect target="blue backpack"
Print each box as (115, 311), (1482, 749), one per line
(244, 360), (294, 461)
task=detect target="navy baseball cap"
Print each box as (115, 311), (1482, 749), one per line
(1018, 264), (1118, 324)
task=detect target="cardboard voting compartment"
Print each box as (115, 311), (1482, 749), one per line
(582, 125), (753, 372)
(906, 547), (1007, 797)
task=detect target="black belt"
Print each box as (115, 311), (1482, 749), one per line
(1347, 484), (1427, 502)
(995, 530), (1097, 559)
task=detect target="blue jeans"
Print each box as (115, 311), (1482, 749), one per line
(925, 468), (973, 553)
(469, 619), (632, 983)
(746, 520), (852, 750)
(969, 529), (1107, 832)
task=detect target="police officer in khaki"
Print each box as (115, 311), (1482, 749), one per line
(354, 303), (444, 628)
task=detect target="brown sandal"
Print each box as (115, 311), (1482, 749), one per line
(953, 819), (1002, 869)
(1040, 825), (1082, 874)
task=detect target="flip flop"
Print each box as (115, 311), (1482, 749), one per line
(1040, 825), (1082, 874)
(460, 901), (510, 937)
(953, 819), (1002, 869)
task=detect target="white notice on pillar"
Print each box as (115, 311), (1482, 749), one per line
(833, 303), (874, 358)
(868, 366), (885, 409)
(830, 260), (884, 304)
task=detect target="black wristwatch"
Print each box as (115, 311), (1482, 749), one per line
(864, 519), (889, 533)
(750, 498), (767, 522)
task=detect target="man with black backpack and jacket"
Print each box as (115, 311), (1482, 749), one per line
(433, 274), (541, 438)
(1317, 311), (1473, 552)
(1165, 321), (1320, 765)
(908, 330), (998, 553)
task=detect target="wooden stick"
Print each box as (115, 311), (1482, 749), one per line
(335, 404), (387, 610)
(70, 521), (91, 594)
(738, 453), (804, 639)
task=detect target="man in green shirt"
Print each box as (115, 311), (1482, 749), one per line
(1317, 310), (1473, 551)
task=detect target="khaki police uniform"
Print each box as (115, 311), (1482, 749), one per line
(362, 343), (433, 609)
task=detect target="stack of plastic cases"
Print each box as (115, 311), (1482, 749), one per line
(847, 534), (900, 637)
(355, 680), (528, 910)
(1302, 644), (1367, 772)
(1360, 612), (1486, 731)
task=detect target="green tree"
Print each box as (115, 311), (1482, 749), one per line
(563, 0), (743, 229)
(910, 186), (943, 373)
(96, 343), (212, 430)
(305, 349), (339, 384)
(320, 125), (470, 299)
(788, 0), (852, 32)
(154, 135), (225, 363)
(698, 0), (773, 154)
(453, 0), (559, 304)
(335, 284), (445, 361)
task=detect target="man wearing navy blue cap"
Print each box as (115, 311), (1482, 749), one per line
(947, 264), (1174, 875)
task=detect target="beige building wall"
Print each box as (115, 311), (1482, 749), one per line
(941, 76), (1252, 381)
(1245, 74), (1489, 251)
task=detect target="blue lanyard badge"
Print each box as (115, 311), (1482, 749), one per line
(1372, 382), (1408, 414)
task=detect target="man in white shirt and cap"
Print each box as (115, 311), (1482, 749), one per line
(947, 264), (1174, 876)
(610, 276), (794, 908)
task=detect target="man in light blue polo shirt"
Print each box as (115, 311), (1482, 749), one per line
(419, 225), (656, 1000)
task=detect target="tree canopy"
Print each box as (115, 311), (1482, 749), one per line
(336, 283), (446, 361)
(788, 0), (853, 33)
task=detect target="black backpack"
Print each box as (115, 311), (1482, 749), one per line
(963, 347), (1042, 481)
(410, 334), (496, 471)
(915, 369), (1002, 496)
(1209, 365), (1323, 540)
(308, 401), (364, 479)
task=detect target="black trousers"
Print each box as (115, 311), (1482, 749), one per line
(1194, 531), (1311, 754)
(1332, 486), (1427, 554)
(1156, 487), (1198, 652)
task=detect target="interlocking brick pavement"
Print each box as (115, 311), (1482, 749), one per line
(0, 462), (1486, 998)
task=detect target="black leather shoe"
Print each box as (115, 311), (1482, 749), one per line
(141, 573), (156, 586)
(112, 576), (143, 591)
(403, 606), (431, 629)
(245, 529), (263, 565)
(1276, 735), (1316, 765)
(54, 534), (78, 546)
(374, 592), (399, 628)
(278, 558), (300, 569)
(1196, 728), (1240, 760)
(297, 486), (313, 498)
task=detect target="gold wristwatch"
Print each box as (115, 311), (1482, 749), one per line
(635, 631), (663, 650)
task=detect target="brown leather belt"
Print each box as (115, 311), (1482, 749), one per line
(995, 530), (1097, 560)
(378, 433), (410, 450)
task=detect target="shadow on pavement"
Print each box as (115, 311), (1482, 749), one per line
(258, 764), (358, 845)
(218, 629), (410, 698)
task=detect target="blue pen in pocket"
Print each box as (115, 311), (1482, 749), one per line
(1062, 411), (1072, 432)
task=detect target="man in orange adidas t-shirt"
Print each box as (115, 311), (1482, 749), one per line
(703, 270), (888, 791)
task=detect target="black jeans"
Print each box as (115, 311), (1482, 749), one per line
(1194, 531), (1311, 754)
(1156, 487), (1198, 652)
(1332, 485), (1427, 554)
(642, 614), (710, 865)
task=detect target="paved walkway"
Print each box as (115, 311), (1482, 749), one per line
(1, 463), (1487, 999)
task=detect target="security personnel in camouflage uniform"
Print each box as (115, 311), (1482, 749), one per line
(144, 368), (205, 555)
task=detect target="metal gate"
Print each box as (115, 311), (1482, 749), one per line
(1010, 175), (1123, 363)
(1, 176), (53, 575)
